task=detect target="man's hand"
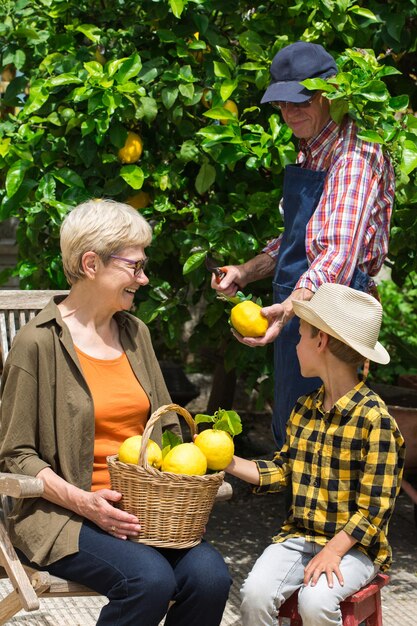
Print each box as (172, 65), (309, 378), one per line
(210, 264), (244, 297)
(303, 546), (343, 588)
(232, 287), (314, 347)
(232, 302), (287, 347)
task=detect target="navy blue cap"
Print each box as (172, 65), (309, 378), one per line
(261, 41), (337, 104)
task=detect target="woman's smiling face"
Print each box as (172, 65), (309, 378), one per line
(99, 246), (149, 311)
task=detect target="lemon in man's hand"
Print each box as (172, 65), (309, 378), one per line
(230, 300), (268, 337)
(194, 430), (234, 471)
(161, 443), (207, 476)
(118, 435), (162, 469)
(118, 131), (143, 164)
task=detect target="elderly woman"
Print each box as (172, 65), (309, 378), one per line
(0, 199), (231, 626)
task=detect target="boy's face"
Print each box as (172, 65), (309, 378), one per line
(296, 319), (320, 378)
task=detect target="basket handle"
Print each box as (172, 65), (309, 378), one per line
(139, 403), (197, 469)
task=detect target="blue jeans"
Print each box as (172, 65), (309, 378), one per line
(22, 520), (231, 626)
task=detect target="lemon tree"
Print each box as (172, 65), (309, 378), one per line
(118, 435), (162, 468)
(161, 442), (207, 475)
(1, 0), (416, 411)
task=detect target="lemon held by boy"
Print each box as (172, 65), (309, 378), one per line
(0, 199), (231, 626)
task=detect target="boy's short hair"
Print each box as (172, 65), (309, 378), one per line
(60, 198), (152, 285)
(309, 324), (364, 367)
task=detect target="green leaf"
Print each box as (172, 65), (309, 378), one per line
(348, 7), (379, 22)
(213, 61), (231, 79)
(49, 74), (84, 87)
(52, 168), (85, 189)
(161, 86), (178, 109)
(216, 46), (236, 70)
(5, 160), (31, 197)
(356, 80), (388, 102)
(169, 0), (185, 18)
(114, 54), (142, 84)
(195, 409), (242, 437)
(220, 79), (238, 102)
(183, 250), (206, 275)
(76, 23), (102, 43)
(402, 139), (417, 175)
(120, 165), (145, 190)
(23, 82), (49, 115)
(195, 161), (216, 194)
(161, 430), (182, 457)
(356, 130), (384, 144)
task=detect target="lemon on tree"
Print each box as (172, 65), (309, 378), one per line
(161, 443), (207, 476)
(118, 131), (143, 164)
(220, 100), (239, 125)
(230, 300), (268, 337)
(118, 435), (162, 469)
(194, 429), (234, 471)
(126, 190), (151, 210)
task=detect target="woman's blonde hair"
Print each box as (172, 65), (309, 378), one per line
(60, 198), (152, 285)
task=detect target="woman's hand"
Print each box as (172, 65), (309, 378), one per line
(37, 467), (141, 540)
(79, 489), (141, 540)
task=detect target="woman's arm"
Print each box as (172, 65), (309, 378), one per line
(37, 467), (141, 540)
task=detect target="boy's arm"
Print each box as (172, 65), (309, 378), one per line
(225, 456), (260, 485)
(303, 530), (358, 588)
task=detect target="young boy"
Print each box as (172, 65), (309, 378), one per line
(226, 283), (405, 626)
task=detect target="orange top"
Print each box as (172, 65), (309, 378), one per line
(75, 347), (150, 491)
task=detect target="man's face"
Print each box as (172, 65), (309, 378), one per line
(279, 92), (331, 140)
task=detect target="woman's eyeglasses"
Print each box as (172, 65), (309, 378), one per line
(271, 93), (317, 111)
(110, 254), (148, 276)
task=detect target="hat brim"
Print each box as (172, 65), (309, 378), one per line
(293, 300), (390, 365)
(261, 81), (313, 104)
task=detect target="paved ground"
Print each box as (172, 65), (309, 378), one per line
(1, 412), (416, 624)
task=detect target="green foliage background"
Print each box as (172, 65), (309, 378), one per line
(1, 0), (417, 400)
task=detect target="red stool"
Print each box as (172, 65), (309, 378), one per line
(279, 572), (389, 625)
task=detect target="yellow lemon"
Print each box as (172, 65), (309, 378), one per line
(194, 429), (234, 471)
(230, 300), (268, 337)
(118, 131), (143, 164)
(126, 191), (151, 210)
(161, 443), (207, 476)
(118, 435), (162, 469)
(220, 100), (238, 125)
(201, 88), (212, 109)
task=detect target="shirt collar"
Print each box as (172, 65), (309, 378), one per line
(313, 379), (368, 417)
(299, 118), (339, 162)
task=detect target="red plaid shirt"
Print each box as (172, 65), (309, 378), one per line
(263, 117), (395, 292)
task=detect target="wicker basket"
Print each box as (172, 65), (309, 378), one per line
(107, 403), (225, 549)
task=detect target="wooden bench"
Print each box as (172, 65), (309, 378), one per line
(0, 289), (231, 623)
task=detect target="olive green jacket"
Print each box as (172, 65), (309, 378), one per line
(0, 297), (181, 566)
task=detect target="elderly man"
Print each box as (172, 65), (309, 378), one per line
(211, 41), (395, 448)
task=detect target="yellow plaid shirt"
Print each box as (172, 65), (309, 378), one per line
(255, 381), (405, 570)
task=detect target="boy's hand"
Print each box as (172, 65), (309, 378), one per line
(303, 546), (343, 588)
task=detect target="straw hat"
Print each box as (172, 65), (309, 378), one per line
(292, 283), (390, 364)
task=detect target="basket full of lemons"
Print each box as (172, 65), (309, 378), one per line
(107, 403), (241, 549)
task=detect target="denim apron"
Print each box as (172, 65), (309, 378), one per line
(272, 163), (370, 448)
